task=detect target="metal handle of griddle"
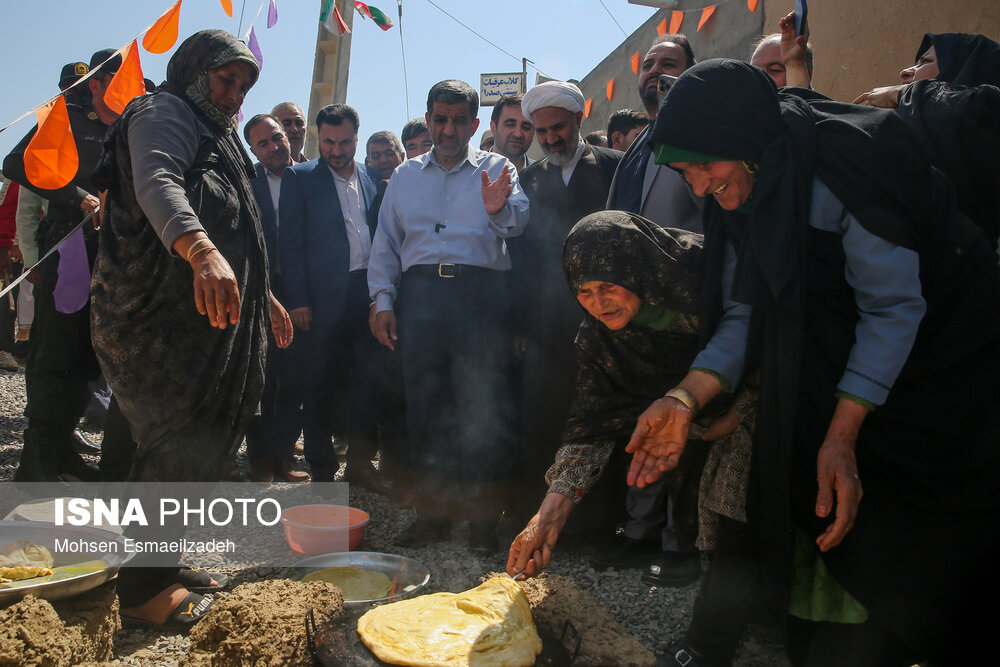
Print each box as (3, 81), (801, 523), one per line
(561, 620), (581, 664)
(305, 606), (320, 666)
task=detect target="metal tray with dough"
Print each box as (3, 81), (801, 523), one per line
(0, 520), (133, 605)
(285, 551), (430, 606)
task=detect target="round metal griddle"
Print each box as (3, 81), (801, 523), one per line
(285, 551), (430, 606)
(0, 520), (133, 606)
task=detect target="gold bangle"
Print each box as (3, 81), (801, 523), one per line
(188, 245), (216, 265)
(185, 238), (214, 262)
(664, 387), (700, 415)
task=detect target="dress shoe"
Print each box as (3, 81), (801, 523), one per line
(248, 458), (274, 483)
(343, 464), (390, 495)
(641, 550), (702, 587)
(468, 519), (499, 555)
(275, 459), (310, 483)
(72, 428), (102, 453)
(589, 536), (661, 571)
(393, 516), (450, 547)
(656, 641), (709, 666)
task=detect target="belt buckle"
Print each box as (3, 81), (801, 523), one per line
(438, 263), (457, 278)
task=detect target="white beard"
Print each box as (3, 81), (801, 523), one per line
(540, 128), (582, 167)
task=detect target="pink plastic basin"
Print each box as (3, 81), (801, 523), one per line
(280, 504), (370, 554)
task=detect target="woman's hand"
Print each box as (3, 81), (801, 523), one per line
(269, 292), (293, 348)
(626, 369), (725, 488)
(853, 85), (904, 108)
(173, 232), (241, 330)
(814, 398), (868, 552)
(626, 396), (693, 487)
(507, 492), (574, 578)
(192, 249), (240, 329)
(700, 410), (739, 441)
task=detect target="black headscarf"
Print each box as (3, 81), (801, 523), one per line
(916, 33), (1000, 87)
(164, 29), (259, 130)
(562, 210), (703, 315)
(650, 59), (938, 314)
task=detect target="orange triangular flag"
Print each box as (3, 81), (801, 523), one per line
(698, 6), (716, 32)
(657, 18), (667, 36)
(631, 51), (640, 75)
(670, 10), (683, 34)
(606, 78), (614, 101)
(104, 42), (147, 115)
(24, 97), (79, 189)
(748, 0), (759, 12)
(220, 0), (233, 17)
(143, 0), (182, 54)
(584, 98), (593, 118)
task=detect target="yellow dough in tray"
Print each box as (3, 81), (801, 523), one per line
(357, 577), (542, 667)
(0, 540), (54, 583)
(301, 565), (393, 601)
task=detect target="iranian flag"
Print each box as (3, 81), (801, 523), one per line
(355, 2), (394, 30)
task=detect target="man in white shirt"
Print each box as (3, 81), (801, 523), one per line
(279, 104), (384, 485)
(243, 114), (309, 484)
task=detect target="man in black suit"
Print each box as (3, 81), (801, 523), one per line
(279, 104), (384, 485)
(243, 113), (309, 483)
(511, 81), (622, 523)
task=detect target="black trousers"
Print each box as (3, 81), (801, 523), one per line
(297, 271), (380, 477)
(24, 256), (99, 430)
(396, 267), (515, 520)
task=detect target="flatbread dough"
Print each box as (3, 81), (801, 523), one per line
(0, 540), (54, 583)
(357, 576), (542, 667)
(301, 566), (393, 601)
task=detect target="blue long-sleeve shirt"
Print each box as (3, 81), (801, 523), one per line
(693, 177), (925, 405)
(367, 144), (529, 312)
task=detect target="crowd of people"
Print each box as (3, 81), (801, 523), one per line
(0, 12), (997, 665)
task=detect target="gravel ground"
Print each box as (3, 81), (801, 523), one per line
(0, 367), (791, 666)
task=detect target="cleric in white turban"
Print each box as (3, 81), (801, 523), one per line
(520, 81), (586, 121)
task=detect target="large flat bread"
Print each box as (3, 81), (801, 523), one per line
(0, 540), (54, 583)
(357, 576), (542, 666)
(301, 566), (393, 601)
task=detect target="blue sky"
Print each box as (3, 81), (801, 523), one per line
(0, 0), (659, 161)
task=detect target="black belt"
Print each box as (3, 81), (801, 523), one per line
(404, 263), (496, 279)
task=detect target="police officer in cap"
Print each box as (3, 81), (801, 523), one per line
(3, 49), (123, 481)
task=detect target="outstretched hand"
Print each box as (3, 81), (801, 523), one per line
(625, 396), (693, 487)
(506, 492), (574, 578)
(481, 165), (513, 215)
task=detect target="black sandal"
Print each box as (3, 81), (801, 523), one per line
(120, 590), (213, 632)
(173, 566), (229, 593)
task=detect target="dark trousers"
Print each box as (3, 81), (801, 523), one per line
(24, 258), (99, 430)
(396, 267), (515, 520)
(245, 318), (304, 463)
(298, 271), (380, 477)
(684, 516), (759, 663)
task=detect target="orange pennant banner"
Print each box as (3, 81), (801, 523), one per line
(24, 97), (79, 190)
(698, 6), (716, 32)
(143, 0), (182, 54)
(657, 18), (666, 36)
(670, 10), (683, 34)
(606, 78), (614, 101)
(220, 0), (233, 17)
(748, 0), (759, 12)
(631, 51), (640, 75)
(104, 41), (147, 116)
(584, 98), (593, 118)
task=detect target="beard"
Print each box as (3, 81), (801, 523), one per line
(540, 126), (582, 167)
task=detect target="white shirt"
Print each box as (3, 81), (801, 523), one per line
(265, 168), (282, 224)
(329, 162), (371, 271)
(561, 140), (587, 186)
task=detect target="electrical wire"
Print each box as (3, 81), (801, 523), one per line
(423, 0), (553, 80)
(598, 0), (628, 37)
(237, 0), (249, 37)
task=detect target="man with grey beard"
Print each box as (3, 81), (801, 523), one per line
(509, 81), (622, 529)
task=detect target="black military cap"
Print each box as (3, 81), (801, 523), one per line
(89, 48), (122, 77)
(59, 62), (89, 90)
